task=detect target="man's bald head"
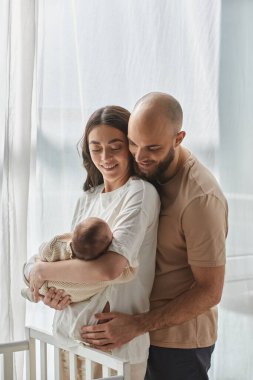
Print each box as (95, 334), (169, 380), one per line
(132, 92), (183, 133)
(128, 92), (186, 181)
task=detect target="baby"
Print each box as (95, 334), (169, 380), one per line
(22, 217), (135, 303)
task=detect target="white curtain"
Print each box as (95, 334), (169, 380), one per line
(210, 1), (253, 378)
(0, 1), (35, 348)
(1, 1), (252, 379)
(0, 0), (36, 378)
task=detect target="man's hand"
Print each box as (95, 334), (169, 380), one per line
(80, 312), (143, 350)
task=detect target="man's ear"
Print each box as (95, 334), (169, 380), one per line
(175, 131), (186, 147)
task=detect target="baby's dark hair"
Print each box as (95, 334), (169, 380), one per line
(71, 217), (112, 260)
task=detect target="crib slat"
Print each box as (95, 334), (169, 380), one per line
(69, 352), (77, 380)
(3, 352), (13, 380)
(123, 361), (131, 380)
(96, 377), (123, 380)
(26, 335), (36, 380)
(54, 346), (61, 380)
(40, 341), (47, 380)
(85, 358), (92, 380)
(102, 365), (110, 377)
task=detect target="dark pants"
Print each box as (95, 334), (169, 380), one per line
(145, 344), (215, 380)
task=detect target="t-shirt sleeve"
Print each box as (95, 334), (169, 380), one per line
(108, 182), (160, 267)
(182, 194), (228, 267)
(71, 196), (84, 231)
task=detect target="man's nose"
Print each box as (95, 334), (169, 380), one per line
(135, 148), (146, 162)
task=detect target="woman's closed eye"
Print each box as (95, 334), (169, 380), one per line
(91, 145), (122, 153)
(91, 148), (102, 152)
(110, 145), (122, 151)
(90, 144), (102, 152)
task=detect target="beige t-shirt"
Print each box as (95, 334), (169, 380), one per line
(150, 153), (228, 348)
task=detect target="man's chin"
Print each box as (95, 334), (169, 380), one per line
(137, 167), (156, 179)
(133, 162), (157, 179)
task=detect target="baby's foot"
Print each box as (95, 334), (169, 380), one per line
(21, 288), (35, 302)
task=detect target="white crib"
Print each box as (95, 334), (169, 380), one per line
(0, 327), (131, 380)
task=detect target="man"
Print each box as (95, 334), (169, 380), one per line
(80, 92), (228, 379)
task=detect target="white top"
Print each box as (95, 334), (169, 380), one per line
(53, 177), (160, 363)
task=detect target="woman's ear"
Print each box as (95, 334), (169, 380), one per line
(175, 131), (186, 147)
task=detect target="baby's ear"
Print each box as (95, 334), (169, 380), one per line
(69, 242), (76, 259)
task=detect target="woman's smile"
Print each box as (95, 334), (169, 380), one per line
(100, 162), (118, 170)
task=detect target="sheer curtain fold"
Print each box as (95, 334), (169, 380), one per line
(0, 0), (36, 351)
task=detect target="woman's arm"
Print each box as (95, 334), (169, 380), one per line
(30, 180), (159, 306)
(30, 251), (128, 289)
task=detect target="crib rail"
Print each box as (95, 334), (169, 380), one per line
(0, 326), (131, 380)
(0, 340), (29, 379)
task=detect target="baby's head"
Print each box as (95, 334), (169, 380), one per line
(71, 217), (112, 260)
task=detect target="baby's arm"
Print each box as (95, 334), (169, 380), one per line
(39, 233), (73, 262)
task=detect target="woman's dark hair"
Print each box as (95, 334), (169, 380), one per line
(80, 105), (134, 191)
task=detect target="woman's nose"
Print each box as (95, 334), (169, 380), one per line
(101, 148), (112, 161)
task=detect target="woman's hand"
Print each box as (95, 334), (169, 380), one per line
(29, 262), (46, 301)
(43, 288), (71, 310)
(29, 262), (71, 309)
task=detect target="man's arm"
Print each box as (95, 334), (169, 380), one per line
(80, 265), (225, 349)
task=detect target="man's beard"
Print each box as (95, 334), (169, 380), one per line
(134, 147), (175, 182)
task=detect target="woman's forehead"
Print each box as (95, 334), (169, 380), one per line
(88, 124), (126, 142)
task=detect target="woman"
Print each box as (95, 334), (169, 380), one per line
(28, 105), (160, 379)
